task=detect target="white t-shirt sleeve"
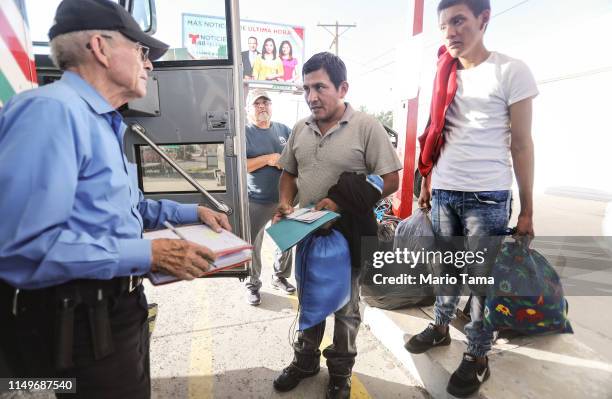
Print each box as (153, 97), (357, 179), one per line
(504, 59), (539, 106)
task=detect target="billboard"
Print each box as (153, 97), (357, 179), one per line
(182, 14), (304, 82)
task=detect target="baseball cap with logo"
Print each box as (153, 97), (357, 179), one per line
(48, 0), (169, 60)
(247, 89), (271, 105)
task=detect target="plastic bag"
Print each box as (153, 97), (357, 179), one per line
(394, 208), (436, 251)
(484, 240), (573, 335)
(361, 208), (435, 310)
(295, 230), (351, 331)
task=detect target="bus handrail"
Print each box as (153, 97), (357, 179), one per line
(129, 122), (233, 215)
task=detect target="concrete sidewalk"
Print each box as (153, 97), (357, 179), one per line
(359, 194), (612, 398)
(360, 298), (612, 399)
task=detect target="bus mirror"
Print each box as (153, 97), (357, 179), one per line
(131, 0), (157, 35)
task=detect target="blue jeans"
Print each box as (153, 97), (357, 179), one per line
(431, 189), (512, 357)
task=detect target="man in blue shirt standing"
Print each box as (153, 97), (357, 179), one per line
(0, 1), (229, 398)
(244, 89), (295, 305)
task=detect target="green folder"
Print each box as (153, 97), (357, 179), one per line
(266, 209), (340, 252)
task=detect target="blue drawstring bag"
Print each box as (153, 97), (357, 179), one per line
(484, 240), (573, 335)
(296, 229), (351, 331)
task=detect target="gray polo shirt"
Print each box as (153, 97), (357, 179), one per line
(278, 103), (402, 206)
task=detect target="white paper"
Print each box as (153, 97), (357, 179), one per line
(286, 208), (331, 224)
(144, 224), (250, 255)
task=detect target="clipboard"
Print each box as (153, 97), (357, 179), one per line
(144, 224), (252, 285)
(266, 208), (340, 252)
(147, 249), (252, 285)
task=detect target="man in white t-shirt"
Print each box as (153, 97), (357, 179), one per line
(405, 0), (538, 397)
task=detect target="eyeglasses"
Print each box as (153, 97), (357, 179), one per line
(134, 42), (150, 63)
(86, 34), (150, 63)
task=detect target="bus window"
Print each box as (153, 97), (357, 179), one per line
(131, 0), (153, 33)
(152, 0), (230, 63)
(135, 143), (227, 194)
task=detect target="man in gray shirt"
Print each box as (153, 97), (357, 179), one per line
(244, 89), (294, 305)
(272, 52), (402, 399)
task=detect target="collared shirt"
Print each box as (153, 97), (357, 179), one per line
(278, 103), (402, 206)
(0, 71), (199, 289)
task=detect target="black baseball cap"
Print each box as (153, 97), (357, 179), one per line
(48, 0), (169, 60)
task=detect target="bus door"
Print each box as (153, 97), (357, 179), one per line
(25, 0), (250, 278)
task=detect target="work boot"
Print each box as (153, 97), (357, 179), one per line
(273, 351), (320, 392)
(271, 276), (296, 293)
(404, 323), (451, 354)
(246, 288), (261, 306)
(326, 375), (351, 399)
(273, 364), (320, 392)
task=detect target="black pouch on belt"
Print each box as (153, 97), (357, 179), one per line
(54, 289), (77, 370)
(86, 288), (115, 360)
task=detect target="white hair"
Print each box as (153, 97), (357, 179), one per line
(49, 30), (117, 70)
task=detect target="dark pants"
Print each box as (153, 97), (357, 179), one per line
(292, 269), (361, 378)
(246, 201), (293, 290)
(0, 281), (151, 399)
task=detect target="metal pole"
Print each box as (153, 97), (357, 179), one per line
(129, 123), (232, 215)
(335, 21), (339, 55)
(229, 0), (251, 241)
(395, 0), (424, 219)
(317, 22), (356, 57)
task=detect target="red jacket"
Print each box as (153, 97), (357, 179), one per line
(417, 46), (459, 177)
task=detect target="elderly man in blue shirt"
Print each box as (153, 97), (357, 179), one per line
(0, 1), (229, 397)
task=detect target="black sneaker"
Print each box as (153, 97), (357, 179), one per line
(446, 353), (490, 398)
(246, 288), (261, 306)
(404, 323), (451, 354)
(271, 276), (296, 293)
(273, 364), (320, 392)
(326, 376), (351, 399)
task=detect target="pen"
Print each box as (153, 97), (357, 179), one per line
(163, 221), (188, 240)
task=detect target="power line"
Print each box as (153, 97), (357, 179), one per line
(537, 66), (612, 85)
(358, 48), (397, 67)
(357, 60), (396, 77)
(317, 21), (357, 56)
(492, 0), (531, 18)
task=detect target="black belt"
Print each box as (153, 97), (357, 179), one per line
(2, 276), (143, 369)
(7, 276), (143, 317)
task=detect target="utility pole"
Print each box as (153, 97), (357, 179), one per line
(317, 21), (356, 56)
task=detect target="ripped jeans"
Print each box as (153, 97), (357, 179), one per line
(431, 189), (512, 357)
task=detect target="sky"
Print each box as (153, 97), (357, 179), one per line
(238, 0), (412, 113)
(239, 0), (612, 194)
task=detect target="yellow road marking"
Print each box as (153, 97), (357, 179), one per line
(184, 280), (370, 399)
(286, 295), (371, 399)
(188, 283), (214, 399)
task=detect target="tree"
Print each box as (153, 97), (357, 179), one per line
(358, 105), (393, 127)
